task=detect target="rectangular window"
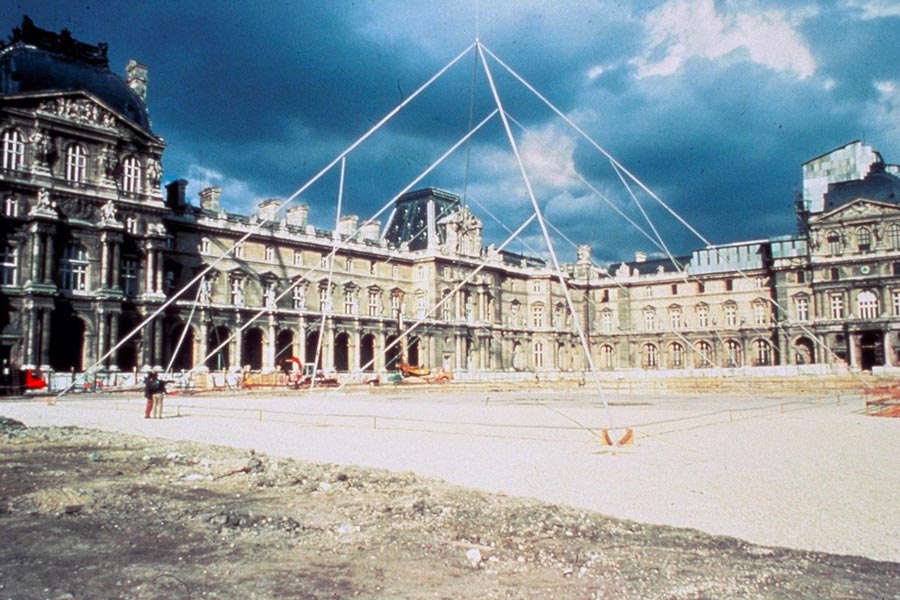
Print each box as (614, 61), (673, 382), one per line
(532, 305), (545, 328)
(533, 341), (544, 368)
(370, 262), (377, 276)
(2, 130), (25, 170)
(893, 291), (900, 317)
(670, 310), (682, 330)
(233, 241), (244, 259)
(754, 304), (767, 325)
(345, 257), (353, 273)
(830, 267), (839, 281)
(65, 145), (87, 183)
(293, 251), (303, 266)
(601, 312), (612, 333)
(795, 297), (809, 322)
(3, 196), (17, 217)
(368, 291), (379, 317)
(392, 265), (399, 279)
(120, 259), (138, 296)
(292, 285), (306, 311)
(725, 279), (733, 291)
(416, 294), (427, 319)
(344, 290), (355, 315)
(796, 270), (805, 284)
(830, 294), (844, 319)
(0, 245), (17, 285)
(697, 306), (709, 328)
(725, 305), (737, 327)
(319, 287), (332, 313)
(265, 246), (274, 262)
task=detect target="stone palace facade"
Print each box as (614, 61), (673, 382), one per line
(3, 18), (900, 381)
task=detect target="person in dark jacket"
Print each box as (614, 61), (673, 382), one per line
(143, 371), (158, 419)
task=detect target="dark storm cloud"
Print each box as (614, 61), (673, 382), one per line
(3, 1), (899, 263)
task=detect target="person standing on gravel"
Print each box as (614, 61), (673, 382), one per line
(151, 373), (167, 419)
(143, 371), (158, 419)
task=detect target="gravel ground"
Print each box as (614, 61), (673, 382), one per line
(2, 415), (899, 599)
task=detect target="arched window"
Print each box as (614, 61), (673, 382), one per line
(695, 340), (713, 368)
(857, 227), (872, 252)
(642, 343), (658, 368)
(122, 156), (142, 193)
(857, 290), (878, 320)
(826, 231), (842, 255)
(754, 340), (772, 366)
(1, 129), (25, 171)
(888, 224), (900, 250)
(59, 243), (89, 291)
(669, 342), (684, 369)
(725, 340), (743, 367)
(65, 144), (88, 183)
(600, 345), (615, 370)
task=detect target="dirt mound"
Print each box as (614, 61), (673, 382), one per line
(1, 422), (898, 599)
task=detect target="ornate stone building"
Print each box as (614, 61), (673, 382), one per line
(3, 19), (900, 385)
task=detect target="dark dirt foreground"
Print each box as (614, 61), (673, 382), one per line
(1, 417), (898, 600)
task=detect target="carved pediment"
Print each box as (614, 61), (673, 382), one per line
(36, 93), (120, 130)
(814, 198), (900, 223)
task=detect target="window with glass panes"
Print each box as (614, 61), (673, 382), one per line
(0, 245), (17, 285)
(2, 130), (24, 170)
(122, 156), (142, 193)
(65, 144), (87, 183)
(120, 258), (138, 296)
(830, 294), (844, 319)
(59, 244), (89, 290)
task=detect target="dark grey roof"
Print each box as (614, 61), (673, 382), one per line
(824, 166), (900, 211)
(383, 188), (459, 251)
(0, 17), (151, 132)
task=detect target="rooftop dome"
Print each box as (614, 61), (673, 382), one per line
(0, 16), (152, 132)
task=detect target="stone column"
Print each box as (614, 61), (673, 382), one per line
(375, 329), (385, 372)
(153, 319), (163, 369)
(265, 315), (276, 372)
(100, 233), (109, 289)
(23, 305), (36, 369)
(111, 240), (121, 290)
(198, 313), (208, 370)
(42, 232), (54, 284)
(97, 309), (107, 368)
(351, 325), (360, 372)
(298, 317), (307, 365)
(884, 330), (893, 367)
(232, 314), (243, 369)
(39, 308), (52, 370)
(848, 333), (858, 369)
(29, 229), (41, 283)
(145, 243), (154, 295)
(109, 315), (120, 370)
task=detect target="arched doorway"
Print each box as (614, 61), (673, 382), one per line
(207, 326), (231, 370)
(166, 321), (195, 371)
(859, 331), (884, 371)
(385, 334), (401, 370)
(275, 330), (294, 371)
(334, 332), (350, 372)
(408, 337), (420, 367)
(49, 308), (84, 371)
(242, 327), (264, 370)
(360, 333), (376, 372)
(305, 331), (323, 369)
(793, 337), (815, 365)
(116, 313), (140, 371)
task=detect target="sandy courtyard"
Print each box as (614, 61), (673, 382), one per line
(2, 386), (897, 563)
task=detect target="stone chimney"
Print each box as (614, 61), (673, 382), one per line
(286, 204), (309, 228)
(126, 60), (148, 102)
(359, 219), (381, 242)
(165, 179), (187, 210)
(199, 186), (221, 212)
(258, 198), (281, 222)
(337, 214), (359, 238)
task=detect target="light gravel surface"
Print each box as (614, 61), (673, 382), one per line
(3, 387), (898, 562)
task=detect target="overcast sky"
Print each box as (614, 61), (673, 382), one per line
(4, 1), (899, 264)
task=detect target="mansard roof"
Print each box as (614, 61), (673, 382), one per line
(823, 166), (900, 211)
(0, 17), (152, 132)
